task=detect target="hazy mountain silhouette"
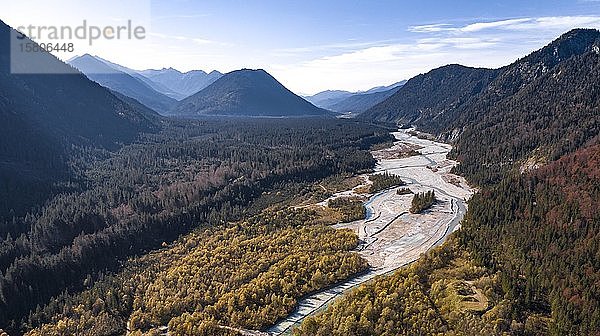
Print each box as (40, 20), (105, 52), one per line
(140, 68), (223, 100)
(306, 81), (406, 113)
(304, 90), (354, 108)
(69, 54), (177, 114)
(329, 82), (406, 114)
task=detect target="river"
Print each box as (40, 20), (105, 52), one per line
(266, 129), (474, 335)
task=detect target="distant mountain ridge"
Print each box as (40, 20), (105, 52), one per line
(69, 54), (177, 114)
(304, 90), (354, 108)
(69, 55), (223, 114)
(171, 69), (331, 118)
(140, 68), (223, 100)
(90, 56), (182, 99)
(328, 83), (405, 114)
(69, 56), (332, 118)
(305, 81), (406, 114)
(361, 81), (407, 94)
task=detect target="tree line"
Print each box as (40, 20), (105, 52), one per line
(410, 190), (436, 214)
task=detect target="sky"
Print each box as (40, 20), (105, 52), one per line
(2, 0), (600, 94)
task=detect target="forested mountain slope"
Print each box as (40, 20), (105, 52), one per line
(0, 19), (158, 219)
(359, 64), (499, 125)
(452, 40), (600, 184)
(362, 29), (600, 185)
(297, 29), (600, 336)
(457, 144), (600, 335)
(0, 118), (392, 334)
(362, 29), (599, 134)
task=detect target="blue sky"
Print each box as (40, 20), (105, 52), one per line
(3, 0), (600, 94)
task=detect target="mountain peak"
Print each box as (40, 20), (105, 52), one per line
(139, 67), (222, 99)
(184, 69), (207, 74)
(166, 67), (182, 74)
(558, 28), (600, 41)
(550, 28), (600, 52)
(171, 69), (330, 118)
(359, 64), (499, 124)
(69, 54), (120, 74)
(522, 28), (600, 68)
(232, 68), (269, 76)
(214, 69), (282, 89)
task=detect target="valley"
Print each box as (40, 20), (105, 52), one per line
(0, 7), (599, 335)
(269, 129), (473, 334)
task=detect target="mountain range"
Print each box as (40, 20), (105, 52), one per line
(69, 56), (332, 118)
(304, 81), (406, 114)
(69, 54), (178, 113)
(327, 83), (405, 114)
(140, 68), (223, 100)
(7, 21), (600, 200)
(304, 90), (354, 108)
(68, 55), (223, 108)
(69, 56), (408, 118)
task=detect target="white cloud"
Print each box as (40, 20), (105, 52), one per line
(272, 15), (600, 94)
(417, 37), (501, 49)
(408, 23), (455, 33)
(408, 20), (532, 33)
(149, 32), (227, 46)
(504, 16), (600, 31)
(270, 39), (403, 59)
(459, 18), (532, 32)
(270, 40), (513, 95)
(409, 16), (600, 34)
(307, 45), (410, 65)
